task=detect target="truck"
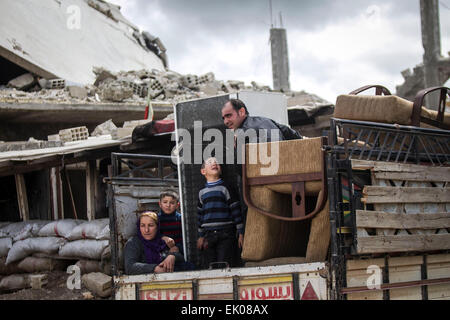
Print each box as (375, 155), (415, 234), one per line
(108, 85), (450, 301)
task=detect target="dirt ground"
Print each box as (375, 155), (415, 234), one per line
(0, 271), (111, 300)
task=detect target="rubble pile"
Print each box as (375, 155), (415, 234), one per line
(0, 67), (274, 105)
(90, 67), (274, 103)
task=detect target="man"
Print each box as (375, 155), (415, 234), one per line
(221, 98), (302, 143)
(221, 98), (302, 165)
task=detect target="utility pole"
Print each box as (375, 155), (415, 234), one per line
(270, 11), (290, 92)
(420, 0), (442, 109)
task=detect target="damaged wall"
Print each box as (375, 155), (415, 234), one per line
(0, 0), (165, 86)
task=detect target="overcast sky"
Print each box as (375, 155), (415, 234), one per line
(108, 0), (450, 103)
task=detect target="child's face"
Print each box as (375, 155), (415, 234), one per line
(201, 158), (221, 179)
(159, 196), (179, 215)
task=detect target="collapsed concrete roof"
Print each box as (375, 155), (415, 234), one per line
(0, 134), (123, 177)
(0, 0), (166, 86)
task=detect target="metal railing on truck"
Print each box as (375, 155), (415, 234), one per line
(106, 153), (178, 277)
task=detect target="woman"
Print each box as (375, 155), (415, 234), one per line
(124, 211), (184, 275)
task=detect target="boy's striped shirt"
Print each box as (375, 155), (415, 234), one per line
(197, 179), (243, 237)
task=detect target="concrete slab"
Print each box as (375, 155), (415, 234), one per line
(0, 0), (164, 85)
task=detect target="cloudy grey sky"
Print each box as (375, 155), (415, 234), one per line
(109, 0), (450, 103)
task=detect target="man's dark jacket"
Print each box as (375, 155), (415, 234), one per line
(238, 115), (302, 142)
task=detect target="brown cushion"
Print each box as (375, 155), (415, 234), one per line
(334, 94), (438, 125)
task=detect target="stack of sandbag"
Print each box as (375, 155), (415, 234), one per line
(0, 220), (69, 291)
(0, 222), (22, 277)
(1, 219), (111, 277)
(60, 219), (111, 275)
(0, 220), (56, 274)
(3, 219), (81, 267)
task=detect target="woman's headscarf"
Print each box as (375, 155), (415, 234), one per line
(136, 211), (168, 264)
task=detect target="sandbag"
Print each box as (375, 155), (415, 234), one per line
(0, 222), (10, 229)
(0, 257), (22, 275)
(59, 240), (109, 260)
(75, 259), (102, 274)
(100, 261), (112, 276)
(0, 274), (30, 291)
(97, 224), (110, 240)
(12, 220), (51, 242)
(18, 256), (69, 273)
(38, 219), (85, 239)
(101, 245), (111, 262)
(67, 219), (109, 241)
(0, 238), (12, 257)
(6, 237), (67, 265)
(0, 221), (28, 238)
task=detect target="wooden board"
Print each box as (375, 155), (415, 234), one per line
(362, 186), (450, 204)
(351, 160), (450, 182)
(427, 254), (450, 300)
(14, 173), (29, 221)
(346, 258), (384, 300)
(86, 160), (96, 221)
(357, 234), (450, 254)
(388, 256), (423, 300)
(356, 210), (450, 230)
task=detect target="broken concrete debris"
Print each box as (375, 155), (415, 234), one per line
(0, 138), (63, 152)
(91, 119), (117, 137)
(67, 86), (88, 100)
(81, 272), (112, 298)
(7, 73), (35, 91)
(99, 80), (134, 102)
(0, 67), (273, 105)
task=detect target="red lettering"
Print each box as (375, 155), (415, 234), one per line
(268, 286), (280, 299)
(256, 288), (266, 300)
(240, 288), (249, 300)
(281, 285), (292, 299)
(173, 290), (181, 300)
(143, 290), (159, 300)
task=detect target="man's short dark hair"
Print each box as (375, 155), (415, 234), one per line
(226, 99), (249, 115)
(159, 189), (179, 202)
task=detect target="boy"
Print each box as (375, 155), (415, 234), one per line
(197, 157), (244, 268)
(158, 190), (184, 255)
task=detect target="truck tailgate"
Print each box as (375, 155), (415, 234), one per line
(114, 262), (328, 300)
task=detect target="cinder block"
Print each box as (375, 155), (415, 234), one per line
(47, 79), (66, 89)
(59, 126), (89, 142)
(29, 274), (48, 289)
(81, 272), (112, 298)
